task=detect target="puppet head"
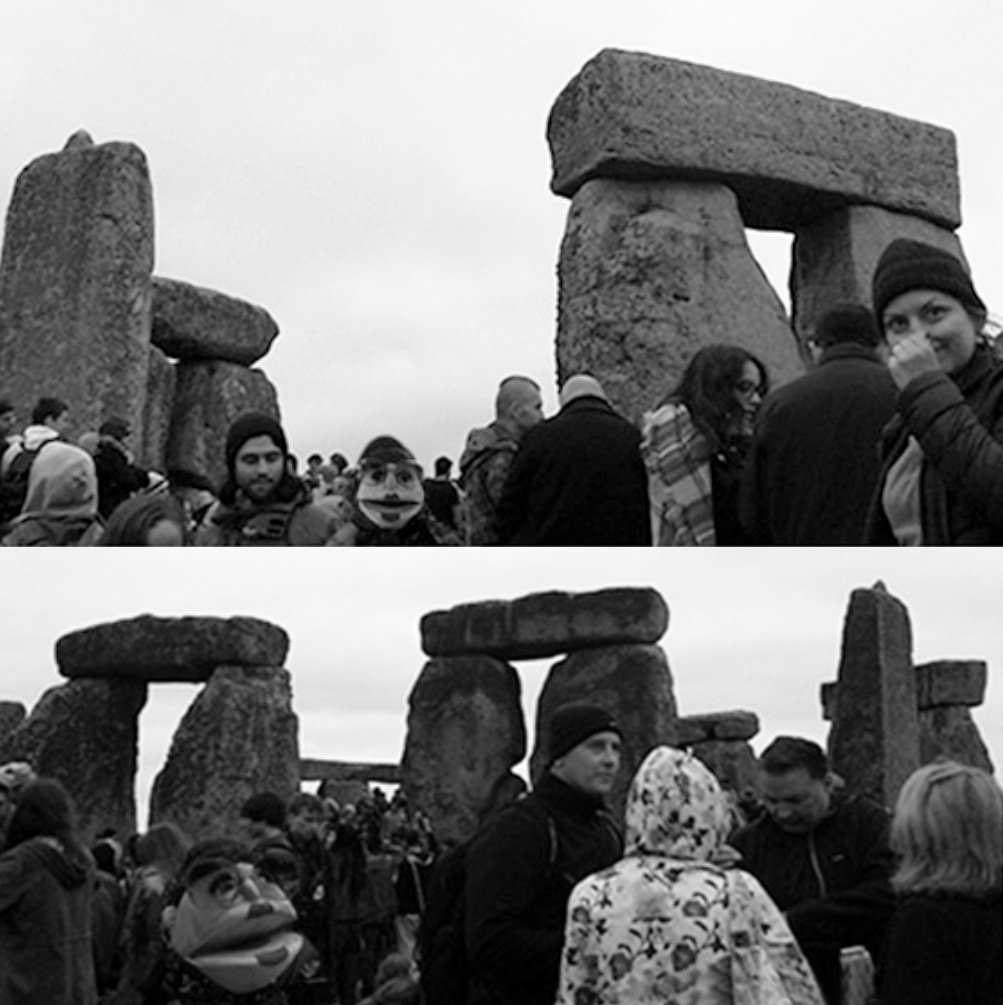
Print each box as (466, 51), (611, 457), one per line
(355, 436), (424, 530)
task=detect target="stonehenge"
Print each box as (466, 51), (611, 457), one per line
(548, 49), (971, 424)
(0, 582), (995, 846)
(0, 130), (281, 487)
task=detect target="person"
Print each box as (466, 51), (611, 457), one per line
(99, 493), (188, 545)
(302, 452), (326, 499)
(496, 374), (650, 545)
(161, 837), (314, 1004)
(166, 466), (217, 534)
(422, 456), (461, 532)
(0, 777), (98, 1005)
(0, 394), (72, 529)
(93, 416), (150, 519)
(741, 305), (897, 544)
(464, 703), (625, 1005)
(879, 760), (1001, 1005)
(112, 821), (191, 1005)
(557, 746), (824, 1004)
(0, 396), (18, 473)
(641, 344), (767, 545)
(195, 412), (339, 546)
(356, 952), (419, 1005)
(458, 375), (544, 544)
(730, 736), (896, 1005)
(864, 238), (1003, 544)
(90, 836), (127, 998)
(1, 439), (104, 545)
(331, 436), (456, 545)
(0, 761), (36, 846)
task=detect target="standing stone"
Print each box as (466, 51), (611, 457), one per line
(0, 678), (147, 843)
(140, 346), (176, 473)
(530, 644), (678, 822)
(165, 361), (280, 490)
(401, 656), (525, 847)
(0, 701), (27, 749)
(675, 711), (760, 804)
(557, 179), (803, 425)
(827, 583), (919, 808)
(421, 587), (669, 660)
(0, 133), (154, 440)
(915, 660), (993, 773)
(791, 206), (967, 344)
(149, 666), (299, 842)
(152, 277), (280, 366)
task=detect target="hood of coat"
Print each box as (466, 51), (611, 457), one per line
(458, 422), (518, 479)
(22, 836), (91, 889)
(624, 746), (731, 860)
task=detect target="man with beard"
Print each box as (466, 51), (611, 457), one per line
(196, 413), (339, 546)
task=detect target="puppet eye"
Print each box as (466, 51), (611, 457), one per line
(208, 870), (241, 906)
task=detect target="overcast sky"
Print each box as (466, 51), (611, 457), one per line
(1, 550), (999, 826)
(2, 1), (1002, 466)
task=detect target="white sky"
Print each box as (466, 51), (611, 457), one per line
(2, 1), (1002, 467)
(1, 550), (1000, 826)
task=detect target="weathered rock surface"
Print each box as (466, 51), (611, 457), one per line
(915, 660), (987, 709)
(149, 666), (299, 841)
(421, 587), (668, 661)
(165, 360), (280, 489)
(676, 711), (759, 745)
(0, 679), (147, 842)
(791, 206), (967, 343)
(0, 701), (27, 748)
(827, 582), (919, 808)
(152, 277), (279, 366)
(919, 706), (994, 774)
(56, 615), (290, 682)
(401, 656), (526, 846)
(686, 740), (759, 804)
(139, 345), (176, 473)
(556, 180), (804, 424)
(548, 50), (960, 230)
(0, 134), (154, 441)
(530, 644), (678, 821)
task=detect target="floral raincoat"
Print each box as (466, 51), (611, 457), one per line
(556, 747), (824, 1005)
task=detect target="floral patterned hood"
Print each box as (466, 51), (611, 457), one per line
(624, 746), (732, 861)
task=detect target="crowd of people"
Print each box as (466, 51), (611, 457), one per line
(2, 712), (1000, 1005)
(1, 238), (1000, 546)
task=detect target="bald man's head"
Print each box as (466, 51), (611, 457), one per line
(495, 376), (544, 435)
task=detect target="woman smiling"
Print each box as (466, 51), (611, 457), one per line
(865, 239), (1003, 544)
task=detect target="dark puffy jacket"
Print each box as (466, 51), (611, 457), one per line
(865, 345), (1003, 544)
(464, 774), (622, 1005)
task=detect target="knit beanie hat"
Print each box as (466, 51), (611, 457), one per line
(548, 703), (622, 763)
(224, 413), (288, 475)
(358, 435), (416, 467)
(814, 303), (881, 349)
(871, 239), (985, 322)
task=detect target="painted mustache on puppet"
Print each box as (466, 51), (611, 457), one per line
(164, 839), (304, 995)
(355, 436), (425, 530)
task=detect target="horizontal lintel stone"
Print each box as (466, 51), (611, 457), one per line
(420, 587), (668, 660)
(914, 660), (987, 709)
(548, 49), (960, 231)
(676, 710), (760, 745)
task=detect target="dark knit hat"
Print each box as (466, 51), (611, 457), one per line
(99, 416), (131, 440)
(358, 435), (416, 467)
(548, 703), (622, 763)
(224, 412), (288, 474)
(872, 239), (985, 322)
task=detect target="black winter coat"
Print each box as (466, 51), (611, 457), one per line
(464, 774), (622, 1005)
(865, 345), (1003, 544)
(496, 396), (650, 545)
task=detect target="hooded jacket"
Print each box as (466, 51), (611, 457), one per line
(0, 835), (97, 1005)
(557, 748), (824, 1005)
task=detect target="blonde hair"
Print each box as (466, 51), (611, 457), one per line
(891, 760), (1002, 897)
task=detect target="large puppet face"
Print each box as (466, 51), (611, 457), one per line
(356, 460), (424, 529)
(167, 859), (302, 994)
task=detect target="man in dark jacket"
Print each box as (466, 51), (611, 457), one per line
(731, 736), (896, 1005)
(496, 374), (650, 545)
(94, 416), (150, 519)
(464, 704), (624, 1005)
(741, 304), (897, 544)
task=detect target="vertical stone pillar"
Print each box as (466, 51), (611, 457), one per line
(0, 701), (26, 750)
(915, 660), (993, 773)
(530, 643), (678, 823)
(149, 666), (299, 842)
(0, 132), (154, 439)
(0, 679), (147, 842)
(401, 656), (526, 847)
(556, 178), (803, 425)
(676, 711), (760, 806)
(827, 582), (919, 808)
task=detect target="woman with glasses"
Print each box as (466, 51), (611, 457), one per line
(641, 344), (768, 545)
